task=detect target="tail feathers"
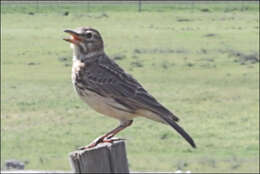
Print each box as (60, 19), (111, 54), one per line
(154, 105), (180, 122)
(160, 115), (196, 148)
(138, 109), (196, 148)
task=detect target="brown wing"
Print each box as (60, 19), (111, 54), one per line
(77, 54), (196, 148)
(78, 54), (179, 121)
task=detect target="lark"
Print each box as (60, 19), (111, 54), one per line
(63, 27), (196, 149)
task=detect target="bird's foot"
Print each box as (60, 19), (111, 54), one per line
(103, 137), (126, 143)
(78, 136), (104, 150)
(78, 136), (126, 150)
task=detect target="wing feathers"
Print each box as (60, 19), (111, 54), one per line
(79, 54), (195, 148)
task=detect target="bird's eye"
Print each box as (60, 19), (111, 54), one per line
(85, 33), (92, 39)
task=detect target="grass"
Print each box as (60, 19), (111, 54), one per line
(1, 2), (259, 173)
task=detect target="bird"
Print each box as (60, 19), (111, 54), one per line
(63, 27), (196, 149)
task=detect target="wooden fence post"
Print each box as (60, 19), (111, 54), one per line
(69, 140), (129, 173)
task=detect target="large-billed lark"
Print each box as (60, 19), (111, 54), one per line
(64, 27), (196, 149)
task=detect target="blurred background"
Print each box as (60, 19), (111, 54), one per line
(1, 1), (259, 173)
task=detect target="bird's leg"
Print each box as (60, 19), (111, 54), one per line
(79, 120), (133, 150)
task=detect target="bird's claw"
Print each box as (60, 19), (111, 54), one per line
(103, 137), (126, 143)
(77, 136), (126, 150)
(77, 136), (104, 150)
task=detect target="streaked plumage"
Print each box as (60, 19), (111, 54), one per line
(64, 27), (196, 149)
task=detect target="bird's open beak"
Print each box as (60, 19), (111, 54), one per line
(63, 29), (82, 44)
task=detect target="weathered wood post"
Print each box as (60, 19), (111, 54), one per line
(69, 140), (129, 173)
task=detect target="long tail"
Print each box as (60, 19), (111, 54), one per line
(160, 115), (196, 148)
(125, 91), (196, 148)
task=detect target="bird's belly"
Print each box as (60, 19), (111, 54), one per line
(75, 86), (137, 121)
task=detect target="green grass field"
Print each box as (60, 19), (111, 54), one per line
(1, 2), (259, 173)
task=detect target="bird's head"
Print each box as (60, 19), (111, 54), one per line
(63, 27), (104, 60)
